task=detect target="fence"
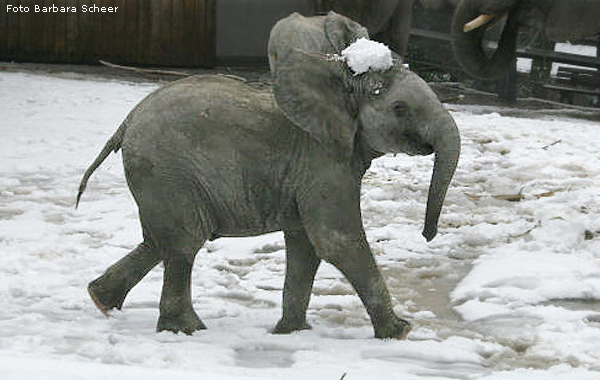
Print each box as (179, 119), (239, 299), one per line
(0, 0), (216, 67)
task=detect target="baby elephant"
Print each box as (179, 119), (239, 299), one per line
(78, 14), (459, 339)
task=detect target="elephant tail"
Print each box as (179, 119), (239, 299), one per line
(75, 121), (127, 208)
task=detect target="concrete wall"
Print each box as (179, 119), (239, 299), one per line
(216, 0), (310, 61)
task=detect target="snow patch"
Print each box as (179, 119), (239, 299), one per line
(3, 72), (600, 379)
(341, 38), (393, 75)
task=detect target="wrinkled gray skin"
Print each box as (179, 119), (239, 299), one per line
(310, 0), (415, 57)
(78, 14), (460, 339)
(452, 0), (600, 80)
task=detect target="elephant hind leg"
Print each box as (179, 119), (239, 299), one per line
(137, 215), (208, 334)
(88, 240), (161, 315)
(157, 251), (207, 335)
(136, 208), (209, 334)
(122, 171), (214, 333)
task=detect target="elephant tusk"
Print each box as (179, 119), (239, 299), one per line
(463, 14), (495, 33)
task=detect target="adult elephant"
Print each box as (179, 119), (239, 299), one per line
(78, 13), (460, 339)
(310, 0), (416, 57)
(310, 0), (461, 58)
(451, 0), (600, 80)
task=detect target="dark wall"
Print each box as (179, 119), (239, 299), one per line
(216, 0), (309, 62)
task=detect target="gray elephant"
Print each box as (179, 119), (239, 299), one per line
(451, 0), (600, 80)
(78, 15), (460, 339)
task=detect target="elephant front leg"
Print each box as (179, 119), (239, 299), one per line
(298, 187), (411, 339)
(273, 228), (321, 334)
(157, 255), (206, 335)
(88, 241), (161, 315)
(331, 234), (411, 339)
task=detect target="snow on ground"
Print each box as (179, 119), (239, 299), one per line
(1, 71), (600, 379)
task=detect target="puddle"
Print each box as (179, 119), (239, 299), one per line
(543, 298), (600, 313)
(0, 208), (24, 220)
(383, 258), (470, 327)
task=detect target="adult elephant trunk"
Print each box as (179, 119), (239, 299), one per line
(451, 0), (521, 80)
(422, 112), (460, 241)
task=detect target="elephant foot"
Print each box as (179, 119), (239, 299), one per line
(272, 318), (312, 334)
(88, 277), (128, 316)
(157, 312), (207, 335)
(374, 318), (412, 340)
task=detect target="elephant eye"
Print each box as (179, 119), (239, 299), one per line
(392, 101), (409, 117)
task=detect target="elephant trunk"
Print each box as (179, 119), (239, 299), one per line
(451, 0), (520, 80)
(422, 112), (460, 242)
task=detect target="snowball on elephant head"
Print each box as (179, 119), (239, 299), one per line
(340, 38), (394, 75)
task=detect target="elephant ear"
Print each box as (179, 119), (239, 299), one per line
(273, 49), (357, 161)
(324, 11), (369, 52)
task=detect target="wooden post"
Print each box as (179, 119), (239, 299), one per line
(498, 57), (517, 103)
